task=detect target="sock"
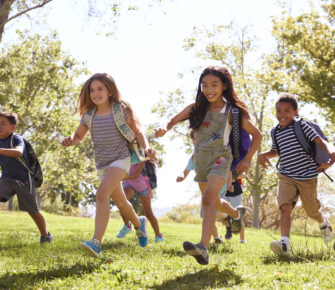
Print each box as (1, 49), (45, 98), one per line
(127, 224), (131, 229)
(280, 236), (290, 244)
(319, 217), (328, 228)
(232, 210), (241, 221)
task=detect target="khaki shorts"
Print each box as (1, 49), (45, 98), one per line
(277, 173), (321, 220)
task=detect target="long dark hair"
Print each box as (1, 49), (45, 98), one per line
(189, 66), (249, 130)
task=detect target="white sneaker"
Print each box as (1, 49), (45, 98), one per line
(270, 240), (291, 256)
(320, 218), (333, 243)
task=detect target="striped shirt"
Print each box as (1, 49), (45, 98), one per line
(271, 120), (319, 180)
(81, 109), (130, 169)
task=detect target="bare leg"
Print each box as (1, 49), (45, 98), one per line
(140, 195), (161, 236)
(200, 175), (226, 249)
(119, 186), (136, 226)
(240, 222), (245, 241)
(94, 167), (140, 244)
(28, 211), (48, 236)
(280, 204), (293, 237)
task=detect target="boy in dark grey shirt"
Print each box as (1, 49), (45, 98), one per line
(0, 111), (52, 244)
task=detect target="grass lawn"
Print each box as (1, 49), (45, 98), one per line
(0, 211), (335, 289)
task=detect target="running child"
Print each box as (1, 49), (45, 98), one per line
(61, 73), (155, 258)
(0, 111), (52, 244)
(156, 66), (262, 265)
(259, 93), (335, 256)
(116, 160), (165, 242)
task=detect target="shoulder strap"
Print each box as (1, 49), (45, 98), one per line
(293, 119), (313, 155)
(10, 134), (33, 175)
(231, 106), (240, 160)
(112, 103), (137, 143)
(84, 108), (96, 136)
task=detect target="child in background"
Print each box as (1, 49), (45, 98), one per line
(0, 112), (52, 244)
(156, 66), (262, 265)
(116, 160), (165, 242)
(259, 93), (335, 256)
(61, 73), (155, 258)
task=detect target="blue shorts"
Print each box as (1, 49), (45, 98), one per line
(123, 184), (149, 197)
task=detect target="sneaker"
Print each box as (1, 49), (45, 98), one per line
(230, 206), (246, 234)
(320, 218), (333, 243)
(116, 224), (132, 238)
(136, 216), (148, 247)
(183, 241), (209, 265)
(225, 225), (232, 240)
(40, 232), (53, 244)
(214, 235), (223, 244)
(240, 240), (247, 244)
(155, 234), (165, 243)
(270, 240), (291, 256)
(81, 238), (102, 258)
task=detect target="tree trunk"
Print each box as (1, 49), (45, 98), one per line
(7, 196), (13, 211)
(251, 192), (261, 228)
(0, 0), (14, 42)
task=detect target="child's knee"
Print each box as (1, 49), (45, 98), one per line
(280, 203), (293, 215)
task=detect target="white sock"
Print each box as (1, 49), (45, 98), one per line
(280, 236), (290, 244)
(232, 210), (241, 221)
(319, 217), (328, 228)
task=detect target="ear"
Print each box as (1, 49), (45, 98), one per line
(294, 109), (299, 116)
(11, 124), (16, 132)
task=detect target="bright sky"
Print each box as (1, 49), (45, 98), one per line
(3, 0), (325, 216)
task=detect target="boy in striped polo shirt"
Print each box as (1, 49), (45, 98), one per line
(259, 93), (335, 256)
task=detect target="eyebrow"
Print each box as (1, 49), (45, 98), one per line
(201, 80), (220, 84)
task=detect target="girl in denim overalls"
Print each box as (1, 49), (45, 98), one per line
(155, 66), (262, 265)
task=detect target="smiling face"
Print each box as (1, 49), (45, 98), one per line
(0, 116), (16, 139)
(276, 101), (298, 128)
(201, 74), (227, 105)
(89, 80), (111, 107)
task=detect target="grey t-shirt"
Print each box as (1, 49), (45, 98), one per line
(81, 109), (130, 169)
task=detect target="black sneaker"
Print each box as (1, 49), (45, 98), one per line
(230, 206), (246, 234)
(183, 241), (209, 265)
(40, 232), (53, 244)
(225, 225), (232, 240)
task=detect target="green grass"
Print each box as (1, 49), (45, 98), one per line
(1, 211), (335, 289)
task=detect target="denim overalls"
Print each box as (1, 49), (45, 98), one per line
(193, 108), (232, 183)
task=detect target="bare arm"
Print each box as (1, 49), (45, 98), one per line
(61, 124), (88, 147)
(176, 168), (191, 182)
(124, 161), (146, 180)
(259, 150), (278, 169)
(155, 103), (194, 137)
(314, 137), (335, 171)
(0, 145), (23, 158)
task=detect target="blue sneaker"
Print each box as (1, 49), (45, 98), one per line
(81, 238), (101, 258)
(40, 232), (53, 244)
(116, 224), (132, 238)
(155, 234), (165, 243)
(136, 216), (148, 247)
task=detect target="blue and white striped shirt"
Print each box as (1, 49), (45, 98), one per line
(271, 120), (319, 180)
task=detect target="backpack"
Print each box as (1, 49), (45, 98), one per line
(142, 160), (157, 190)
(229, 106), (251, 170)
(84, 103), (149, 164)
(271, 118), (333, 181)
(10, 134), (43, 188)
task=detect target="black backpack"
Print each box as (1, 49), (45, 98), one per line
(142, 160), (157, 190)
(10, 134), (43, 188)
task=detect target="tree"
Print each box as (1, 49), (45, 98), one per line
(152, 23), (280, 227)
(0, 0), (53, 42)
(0, 31), (100, 212)
(271, 1), (335, 125)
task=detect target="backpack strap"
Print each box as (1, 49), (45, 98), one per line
(231, 106), (240, 160)
(112, 103), (149, 162)
(293, 119), (313, 156)
(10, 134), (33, 175)
(83, 107), (96, 136)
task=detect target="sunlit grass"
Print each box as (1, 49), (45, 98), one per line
(0, 211), (335, 289)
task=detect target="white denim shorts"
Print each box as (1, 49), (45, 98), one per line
(97, 157), (131, 180)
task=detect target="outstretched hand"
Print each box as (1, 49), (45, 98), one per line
(145, 148), (156, 159)
(154, 127), (167, 138)
(258, 153), (272, 169)
(235, 159), (249, 175)
(61, 136), (73, 147)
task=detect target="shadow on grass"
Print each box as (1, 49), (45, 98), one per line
(152, 266), (243, 289)
(0, 261), (101, 288)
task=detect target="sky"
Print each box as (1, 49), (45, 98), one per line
(3, 0), (330, 216)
